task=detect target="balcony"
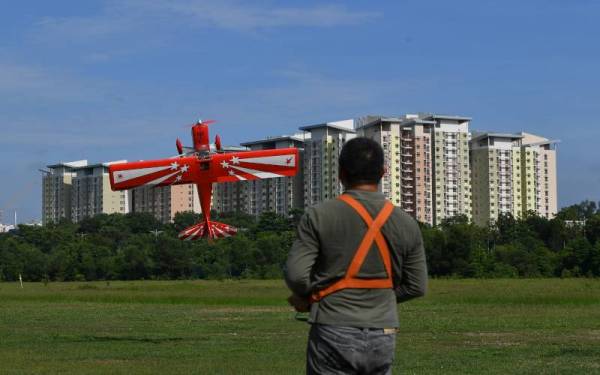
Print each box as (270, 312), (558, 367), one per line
(402, 197), (415, 206)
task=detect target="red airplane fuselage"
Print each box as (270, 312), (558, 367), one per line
(192, 123), (210, 152)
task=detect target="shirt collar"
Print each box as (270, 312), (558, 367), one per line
(343, 189), (386, 201)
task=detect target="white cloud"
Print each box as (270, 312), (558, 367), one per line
(0, 131), (127, 147)
(0, 61), (109, 102)
(35, 14), (131, 40)
(32, 0), (380, 42)
(143, 0), (380, 30)
(174, 67), (420, 133)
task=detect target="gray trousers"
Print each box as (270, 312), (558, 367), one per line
(307, 324), (396, 375)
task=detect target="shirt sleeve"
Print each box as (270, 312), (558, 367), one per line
(395, 222), (428, 303)
(284, 210), (320, 297)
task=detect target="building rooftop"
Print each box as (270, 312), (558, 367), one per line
(471, 132), (524, 142)
(358, 114), (466, 129)
(240, 134), (305, 147)
(80, 160), (127, 169)
(46, 160), (88, 169)
(522, 139), (561, 147)
(299, 119), (356, 133)
(421, 114), (472, 122)
(46, 160), (127, 170)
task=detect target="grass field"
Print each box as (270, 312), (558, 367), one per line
(1, 279), (599, 374)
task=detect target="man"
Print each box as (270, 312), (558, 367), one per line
(285, 137), (428, 375)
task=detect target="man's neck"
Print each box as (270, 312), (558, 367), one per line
(345, 184), (379, 192)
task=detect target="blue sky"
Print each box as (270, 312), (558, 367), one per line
(1, 0), (599, 223)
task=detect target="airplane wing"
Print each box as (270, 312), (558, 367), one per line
(108, 156), (200, 190)
(209, 148), (299, 183)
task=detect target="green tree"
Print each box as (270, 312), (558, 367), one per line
(173, 211), (202, 233)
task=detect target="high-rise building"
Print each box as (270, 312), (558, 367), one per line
(400, 117), (435, 225)
(425, 115), (472, 225)
(299, 120), (356, 208)
(357, 115), (437, 224)
(71, 162), (130, 223)
(212, 135), (305, 216)
(131, 184), (201, 223)
(42, 160), (131, 224)
(470, 132), (558, 225)
(358, 114), (472, 225)
(357, 116), (405, 206)
(42, 160), (87, 224)
(470, 133), (524, 226)
(520, 132), (558, 219)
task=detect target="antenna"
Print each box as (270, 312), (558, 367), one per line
(14, 210), (17, 227)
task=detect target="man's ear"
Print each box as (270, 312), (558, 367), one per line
(339, 169), (347, 186)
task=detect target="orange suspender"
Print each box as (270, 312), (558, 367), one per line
(310, 194), (394, 303)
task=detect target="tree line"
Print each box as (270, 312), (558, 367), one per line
(1, 201), (599, 282)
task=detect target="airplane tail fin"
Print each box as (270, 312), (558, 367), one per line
(178, 221), (237, 240)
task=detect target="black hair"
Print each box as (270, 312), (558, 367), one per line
(339, 137), (384, 186)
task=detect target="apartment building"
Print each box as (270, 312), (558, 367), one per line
(426, 115), (472, 224)
(470, 132), (558, 225)
(299, 120), (356, 208)
(42, 160), (86, 224)
(520, 132), (558, 219)
(470, 133), (524, 226)
(212, 135), (305, 216)
(71, 162), (130, 223)
(42, 160), (130, 224)
(131, 184), (201, 223)
(357, 117), (404, 206)
(0, 223), (16, 233)
(358, 114), (471, 225)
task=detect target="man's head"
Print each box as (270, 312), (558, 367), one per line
(339, 137), (385, 189)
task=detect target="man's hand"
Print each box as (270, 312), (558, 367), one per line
(287, 294), (311, 313)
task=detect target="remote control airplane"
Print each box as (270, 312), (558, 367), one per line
(108, 119), (299, 240)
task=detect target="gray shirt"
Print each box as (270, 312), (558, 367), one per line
(285, 190), (428, 328)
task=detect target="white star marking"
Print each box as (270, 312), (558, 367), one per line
(230, 156), (240, 165)
(228, 170), (235, 176)
(221, 161), (230, 169)
(175, 175), (182, 182)
(170, 161), (179, 170)
(181, 164), (189, 173)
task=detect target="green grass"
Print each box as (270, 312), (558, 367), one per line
(1, 279), (599, 374)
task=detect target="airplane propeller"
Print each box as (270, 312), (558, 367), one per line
(176, 138), (184, 155)
(215, 135), (222, 151)
(183, 119), (216, 128)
